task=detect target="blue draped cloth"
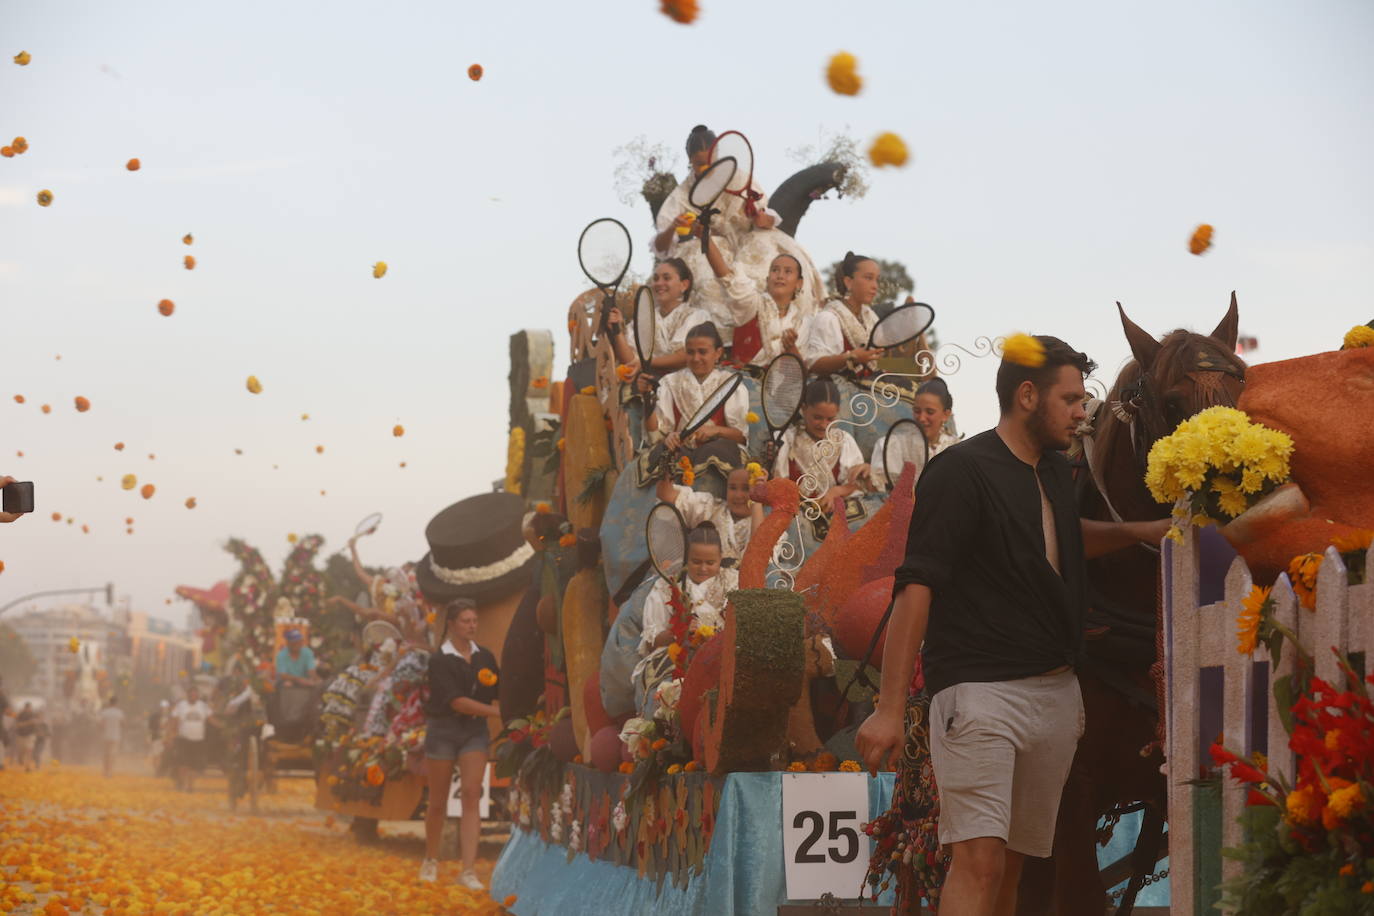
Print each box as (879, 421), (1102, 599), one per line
(491, 772), (896, 915)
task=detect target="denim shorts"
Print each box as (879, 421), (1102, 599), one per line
(423, 716), (490, 761)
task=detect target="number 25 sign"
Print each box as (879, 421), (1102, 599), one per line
(781, 772), (870, 900)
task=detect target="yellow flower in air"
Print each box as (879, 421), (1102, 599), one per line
(868, 132), (909, 168)
(372, 261), (387, 279)
(69, 636), (80, 653)
(36, 189), (53, 206)
(14, 51), (32, 65)
(121, 474), (137, 490)
(745, 411), (759, 424)
(478, 668), (498, 687)
(1342, 325), (1374, 350)
(246, 375), (262, 394)
(183, 254), (195, 270)
(287, 533), (298, 544)
(1001, 333), (1046, 368)
(825, 52), (862, 96)
(1188, 223), (1214, 255)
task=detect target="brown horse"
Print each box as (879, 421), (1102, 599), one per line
(1017, 296), (1247, 915)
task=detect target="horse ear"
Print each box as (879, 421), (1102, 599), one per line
(1210, 292), (1240, 350)
(1116, 302), (1161, 368)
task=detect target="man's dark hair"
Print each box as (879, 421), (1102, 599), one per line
(995, 335), (1097, 413)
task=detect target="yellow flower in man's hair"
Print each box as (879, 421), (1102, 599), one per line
(372, 261), (387, 279)
(867, 132), (909, 168)
(825, 52), (862, 96)
(1342, 325), (1374, 350)
(745, 411), (760, 424)
(478, 668), (498, 687)
(1188, 223), (1214, 255)
(1001, 333), (1046, 368)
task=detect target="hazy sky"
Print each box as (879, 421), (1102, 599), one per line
(3, 0), (1371, 626)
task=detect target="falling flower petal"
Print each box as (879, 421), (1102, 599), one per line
(287, 533), (298, 544)
(468, 64), (483, 81)
(659, 0), (698, 24)
(825, 52), (862, 96)
(301, 413), (310, 420)
(69, 636), (80, 652)
(120, 474), (136, 490)
(182, 232), (194, 245)
(372, 261), (387, 279)
(399, 461), (407, 468)
(234, 448), (243, 455)
(51, 512), (61, 522)
(12, 394), (23, 403)
(14, 451), (21, 457)
(81, 524), (89, 533)
(12, 137), (28, 153)
(392, 424), (405, 437)
(114, 442), (125, 450)
(126, 157), (141, 171)
(246, 375), (262, 394)
(183, 254), (196, 270)
(140, 483), (155, 499)
(1188, 223), (1214, 256)
(0, 147), (12, 158)
(40, 404), (51, 414)
(315, 445), (324, 454)
(125, 517), (133, 525)
(73, 396), (90, 412)
(868, 132), (910, 168)
(14, 51), (31, 65)
(36, 189), (52, 206)
(157, 298), (175, 316)
(185, 497), (197, 509)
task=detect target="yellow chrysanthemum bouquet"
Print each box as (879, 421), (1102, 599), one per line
(1145, 406), (1295, 543)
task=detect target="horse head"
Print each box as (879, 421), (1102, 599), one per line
(1092, 294), (1248, 519)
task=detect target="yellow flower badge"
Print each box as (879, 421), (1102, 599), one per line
(372, 261), (387, 279)
(825, 52), (862, 96)
(1341, 324), (1374, 350)
(1001, 333), (1046, 368)
(1188, 223), (1214, 256)
(868, 132), (909, 168)
(478, 668), (498, 687)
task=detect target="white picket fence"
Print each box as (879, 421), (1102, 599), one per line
(1164, 529), (1374, 914)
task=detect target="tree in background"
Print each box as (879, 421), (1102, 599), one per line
(0, 624), (37, 690)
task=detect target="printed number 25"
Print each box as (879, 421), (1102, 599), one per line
(793, 810), (859, 864)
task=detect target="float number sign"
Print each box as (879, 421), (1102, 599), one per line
(781, 772), (869, 900)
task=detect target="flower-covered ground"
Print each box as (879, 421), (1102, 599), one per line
(0, 765), (511, 915)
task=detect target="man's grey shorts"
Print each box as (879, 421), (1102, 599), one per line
(928, 669), (1084, 857)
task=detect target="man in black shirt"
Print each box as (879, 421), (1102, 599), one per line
(856, 336), (1168, 916)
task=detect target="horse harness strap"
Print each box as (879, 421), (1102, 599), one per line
(1079, 401), (1159, 555)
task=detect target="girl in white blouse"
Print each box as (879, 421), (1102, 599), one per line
(804, 252), (886, 376)
(646, 321), (750, 451)
(702, 235), (811, 368)
(656, 463), (763, 565)
(868, 377), (960, 491)
(773, 378), (868, 511)
(609, 258), (710, 378)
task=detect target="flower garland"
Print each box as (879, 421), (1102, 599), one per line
(1144, 406), (1294, 542)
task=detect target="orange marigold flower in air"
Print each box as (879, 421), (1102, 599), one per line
(157, 298), (175, 316)
(468, 64), (484, 81)
(121, 474), (137, 490)
(40, 403), (51, 413)
(12, 136), (29, 153)
(51, 511), (62, 522)
(0, 146), (12, 157)
(868, 132), (909, 168)
(826, 52), (862, 96)
(660, 0), (698, 24)
(126, 158), (141, 171)
(74, 396), (90, 412)
(14, 51), (31, 65)
(185, 497), (197, 509)
(36, 189), (53, 206)
(478, 668), (498, 687)
(12, 394), (23, 403)
(315, 445), (324, 454)
(1188, 223), (1214, 256)
(140, 484), (155, 499)
(392, 424), (405, 437)
(114, 442), (125, 450)
(183, 254), (196, 270)
(372, 261), (387, 278)
(183, 232), (194, 245)
(246, 375), (263, 394)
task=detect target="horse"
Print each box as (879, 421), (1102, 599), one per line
(1016, 295), (1247, 915)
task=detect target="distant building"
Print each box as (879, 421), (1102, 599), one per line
(119, 610), (201, 687)
(7, 604), (120, 703)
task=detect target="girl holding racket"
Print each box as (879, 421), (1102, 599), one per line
(805, 252), (886, 376)
(702, 234), (812, 368)
(655, 460), (764, 565)
(772, 378), (869, 512)
(867, 377), (960, 491)
(645, 321), (750, 450)
(609, 258), (709, 377)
